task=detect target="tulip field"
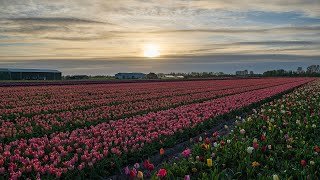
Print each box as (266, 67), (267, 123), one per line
(153, 79), (320, 179)
(0, 78), (317, 179)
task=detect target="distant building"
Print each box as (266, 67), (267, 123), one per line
(65, 75), (89, 80)
(0, 68), (62, 80)
(161, 75), (184, 79)
(115, 73), (146, 79)
(163, 75), (175, 79)
(236, 70), (248, 76)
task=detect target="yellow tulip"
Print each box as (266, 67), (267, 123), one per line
(137, 171), (143, 179)
(252, 161), (260, 167)
(192, 168), (197, 173)
(207, 158), (213, 167)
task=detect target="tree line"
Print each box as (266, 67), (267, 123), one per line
(263, 65), (320, 77)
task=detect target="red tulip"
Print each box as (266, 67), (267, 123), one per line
(213, 131), (218, 137)
(129, 169), (137, 178)
(157, 168), (167, 178)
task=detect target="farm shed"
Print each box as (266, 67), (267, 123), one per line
(115, 72), (146, 79)
(0, 68), (62, 80)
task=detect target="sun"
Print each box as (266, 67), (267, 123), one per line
(143, 44), (160, 58)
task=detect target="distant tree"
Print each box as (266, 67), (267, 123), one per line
(297, 67), (304, 74)
(146, 72), (158, 79)
(307, 65), (320, 74)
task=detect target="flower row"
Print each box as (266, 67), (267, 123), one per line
(0, 79), (277, 116)
(0, 79), (306, 141)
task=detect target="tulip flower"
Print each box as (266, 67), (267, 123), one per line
(157, 169), (167, 178)
(160, 148), (165, 156)
(182, 149), (191, 158)
(192, 168), (197, 173)
(199, 136), (203, 142)
(134, 163), (140, 169)
(124, 166), (130, 175)
(247, 147), (254, 154)
(253, 138), (258, 144)
(252, 161), (260, 167)
(207, 158), (213, 167)
(213, 142), (219, 148)
(129, 169), (137, 178)
(201, 143), (210, 150)
(205, 138), (210, 144)
(240, 129), (246, 134)
(196, 156), (200, 161)
(301, 160), (307, 167)
(273, 174), (279, 180)
(137, 171), (143, 179)
(184, 175), (190, 180)
(143, 160), (154, 170)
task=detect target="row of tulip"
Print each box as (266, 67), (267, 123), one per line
(0, 79), (307, 142)
(0, 79), (266, 109)
(153, 79), (320, 179)
(0, 78), (313, 179)
(0, 79), (281, 116)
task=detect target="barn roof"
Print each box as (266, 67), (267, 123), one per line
(0, 68), (61, 73)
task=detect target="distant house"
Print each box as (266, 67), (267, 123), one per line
(0, 68), (62, 80)
(164, 75), (175, 79)
(236, 70), (248, 76)
(115, 73), (146, 79)
(161, 75), (184, 79)
(66, 75), (89, 80)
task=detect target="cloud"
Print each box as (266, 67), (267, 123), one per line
(0, 0), (319, 66)
(7, 17), (107, 24)
(233, 41), (320, 46)
(0, 17), (118, 41)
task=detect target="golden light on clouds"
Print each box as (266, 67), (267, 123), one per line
(143, 44), (160, 58)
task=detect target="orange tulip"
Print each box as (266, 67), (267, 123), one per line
(160, 148), (165, 156)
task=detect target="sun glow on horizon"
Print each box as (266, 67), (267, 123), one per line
(143, 44), (160, 58)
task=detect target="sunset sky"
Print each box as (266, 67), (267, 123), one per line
(0, 0), (320, 75)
